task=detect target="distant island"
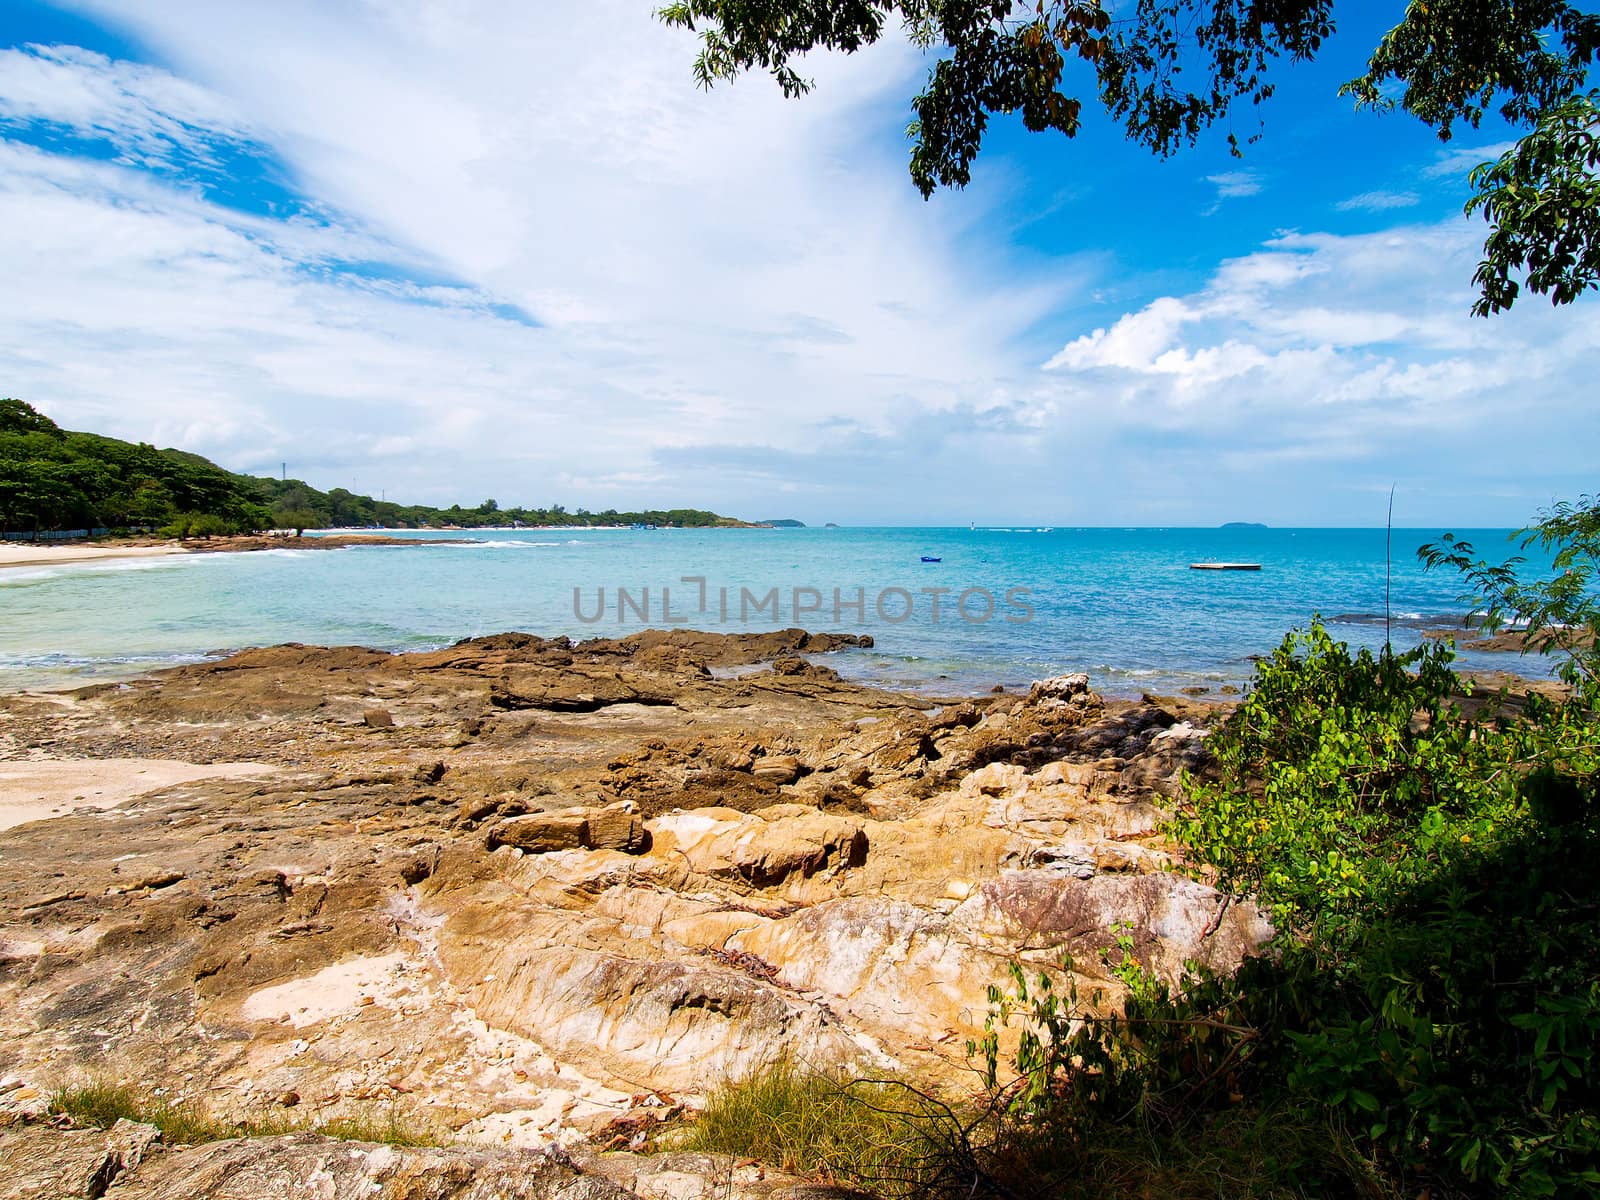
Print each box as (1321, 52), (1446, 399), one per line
(1221, 521), (1269, 529)
(0, 399), (750, 538)
(761, 519), (806, 528)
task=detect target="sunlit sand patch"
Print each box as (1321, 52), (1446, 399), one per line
(241, 952), (412, 1028)
(0, 758), (278, 832)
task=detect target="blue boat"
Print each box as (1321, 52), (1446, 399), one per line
(920, 555), (942, 563)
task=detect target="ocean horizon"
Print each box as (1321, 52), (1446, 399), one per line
(0, 525), (1555, 695)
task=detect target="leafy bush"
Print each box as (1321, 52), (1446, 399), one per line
(1421, 494), (1600, 696)
(968, 631), (1593, 1197)
(1170, 624), (1510, 945)
(965, 492), (1600, 1196)
(968, 951), (1391, 1199)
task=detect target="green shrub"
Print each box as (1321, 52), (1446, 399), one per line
(1421, 493), (1600, 698)
(1170, 622), (1512, 946)
(968, 561), (1599, 1196)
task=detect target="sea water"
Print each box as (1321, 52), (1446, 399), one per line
(0, 526), (1556, 695)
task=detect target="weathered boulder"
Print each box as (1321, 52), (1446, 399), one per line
(489, 671), (673, 713)
(0, 1119), (160, 1200)
(1028, 673), (1092, 703)
(729, 898), (1007, 1044)
(730, 810), (866, 886)
(93, 1130), (634, 1200)
(487, 805), (648, 855)
(585, 805), (648, 853)
(438, 901), (872, 1092)
(649, 807), (867, 889)
(749, 754), (801, 785)
(488, 811), (589, 853)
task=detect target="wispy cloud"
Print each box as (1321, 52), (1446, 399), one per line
(0, 18), (1072, 515)
(1336, 189), (1420, 212)
(1207, 171), (1263, 198)
(0, 43), (248, 167)
(1202, 169), (1262, 215)
(1422, 141), (1516, 180)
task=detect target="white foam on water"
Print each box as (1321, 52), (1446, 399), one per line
(0, 555), (196, 584)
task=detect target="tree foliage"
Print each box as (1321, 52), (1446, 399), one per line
(660, 0), (1600, 313)
(1463, 93), (1600, 314)
(0, 399), (744, 536)
(1420, 493), (1600, 693)
(0, 399), (270, 535)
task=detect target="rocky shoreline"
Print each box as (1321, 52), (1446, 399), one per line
(0, 628), (1267, 1197)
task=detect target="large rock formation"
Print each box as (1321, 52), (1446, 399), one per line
(0, 629), (1266, 1190)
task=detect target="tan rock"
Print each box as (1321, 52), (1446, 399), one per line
(487, 805), (648, 855)
(730, 898), (1004, 1044)
(489, 811), (589, 853)
(950, 870), (1270, 979)
(720, 810), (868, 888)
(584, 805), (648, 853)
(1028, 673), (1092, 703)
(0, 627), (1248, 1156)
(749, 754), (801, 785)
(442, 906), (871, 1092)
(67, 1130), (638, 1200)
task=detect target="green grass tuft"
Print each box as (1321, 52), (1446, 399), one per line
(48, 1081), (445, 1148)
(677, 1063), (1393, 1200)
(675, 1060), (957, 1194)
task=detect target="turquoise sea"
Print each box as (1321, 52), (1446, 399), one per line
(0, 526), (1556, 696)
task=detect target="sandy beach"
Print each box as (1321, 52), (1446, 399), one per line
(0, 757), (277, 831)
(0, 541), (185, 569)
(0, 533), (472, 571)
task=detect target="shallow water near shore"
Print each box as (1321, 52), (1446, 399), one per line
(0, 525), (1554, 695)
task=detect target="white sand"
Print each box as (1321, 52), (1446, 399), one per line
(0, 758), (278, 832)
(241, 952), (410, 1027)
(0, 543), (184, 570)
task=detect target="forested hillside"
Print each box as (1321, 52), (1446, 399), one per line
(0, 399), (737, 535)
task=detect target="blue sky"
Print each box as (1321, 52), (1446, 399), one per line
(0, 2), (1593, 526)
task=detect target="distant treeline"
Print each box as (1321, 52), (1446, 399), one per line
(0, 399), (739, 536)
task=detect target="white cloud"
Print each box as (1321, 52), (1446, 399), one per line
(0, 8), (1594, 525)
(1207, 170), (1263, 198)
(1336, 189), (1420, 212)
(0, 43), (249, 167)
(1201, 169), (1262, 214)
(1044, 297), (1196, 371)
(1422, 141), (1516, 179)
(0, 14), (1076, 513)
(1034, 220), (1600, 520)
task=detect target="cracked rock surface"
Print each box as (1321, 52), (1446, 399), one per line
(0, 629), (1266, 1193)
